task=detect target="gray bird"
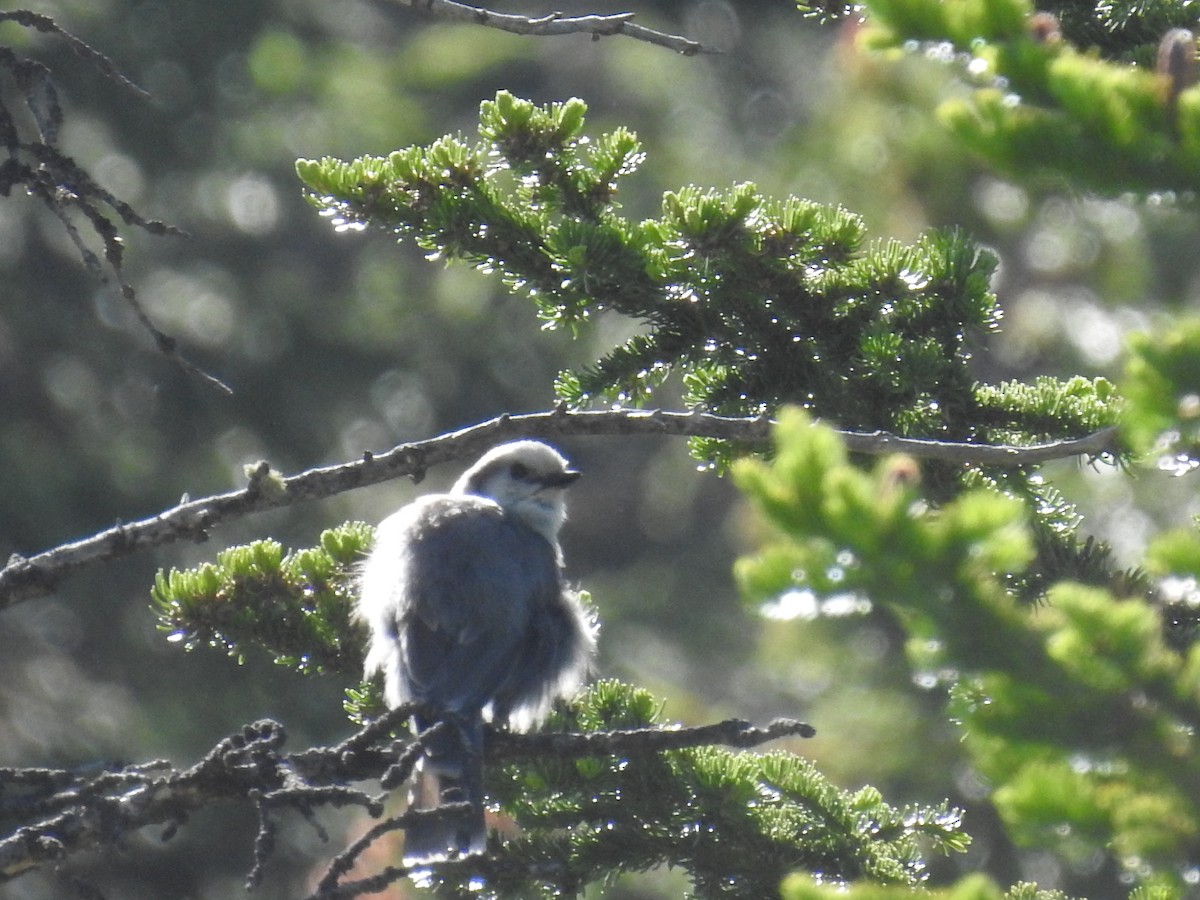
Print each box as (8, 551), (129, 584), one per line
(357, 440), (596, 865)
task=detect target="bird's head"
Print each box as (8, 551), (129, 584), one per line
(453, 440), (580, 542)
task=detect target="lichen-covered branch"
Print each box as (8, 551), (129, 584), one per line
(0, 709), (810, 885)
(0, 408), (1120, 611)
(1, 674), (957, 900)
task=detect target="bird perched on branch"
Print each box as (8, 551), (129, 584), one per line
(357, 440), (596, 866)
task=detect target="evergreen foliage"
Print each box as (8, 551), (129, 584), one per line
(800, 0), (1200, 61)
(1122, 318), (1200, 465)
(858, 0), (1200, 194)
(152, 522), (370, 679)
(1024, 0), (1200, 62)
(1145, 526), (1200, 653)
(467, 680), (965, 899)
(780, 872), (1075, 900)
(297, 93), (1119, 465)
(736, 410), (1200, 895)
(296, 89), (1128, 614)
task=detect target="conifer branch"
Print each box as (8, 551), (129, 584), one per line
(0, 409), (1119, 610)
(380, 0), (712, 55)
(0, 712), (807, 883)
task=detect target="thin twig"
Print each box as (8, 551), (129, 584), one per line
(0, 409), (1120, 610)
(490, 717), (816, 757)
(380, 0), (713, 55)
(0, 11), (148, 96)
(312, 816), (412, 896)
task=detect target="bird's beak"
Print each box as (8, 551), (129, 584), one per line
(542, 469), (581, 489)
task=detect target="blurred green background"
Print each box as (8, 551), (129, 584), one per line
(1, 1), (1196, 897)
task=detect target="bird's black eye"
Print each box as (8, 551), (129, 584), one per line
(510, 462), (530, 480)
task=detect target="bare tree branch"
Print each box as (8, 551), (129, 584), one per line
(0, 711), (810, 885)
(380, 0), (713, 55)
(0, 12), (231, 393)
(0, 408), (1120, 611)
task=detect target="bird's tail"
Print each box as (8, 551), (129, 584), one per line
(403, 717), (486, 868)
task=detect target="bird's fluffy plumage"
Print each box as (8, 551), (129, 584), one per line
(357, 440), (595, 865)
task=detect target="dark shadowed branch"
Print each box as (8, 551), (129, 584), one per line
(0, 710), (810, 887)
(0, 408), (1120, 610)
(0, 10), (230, 393)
